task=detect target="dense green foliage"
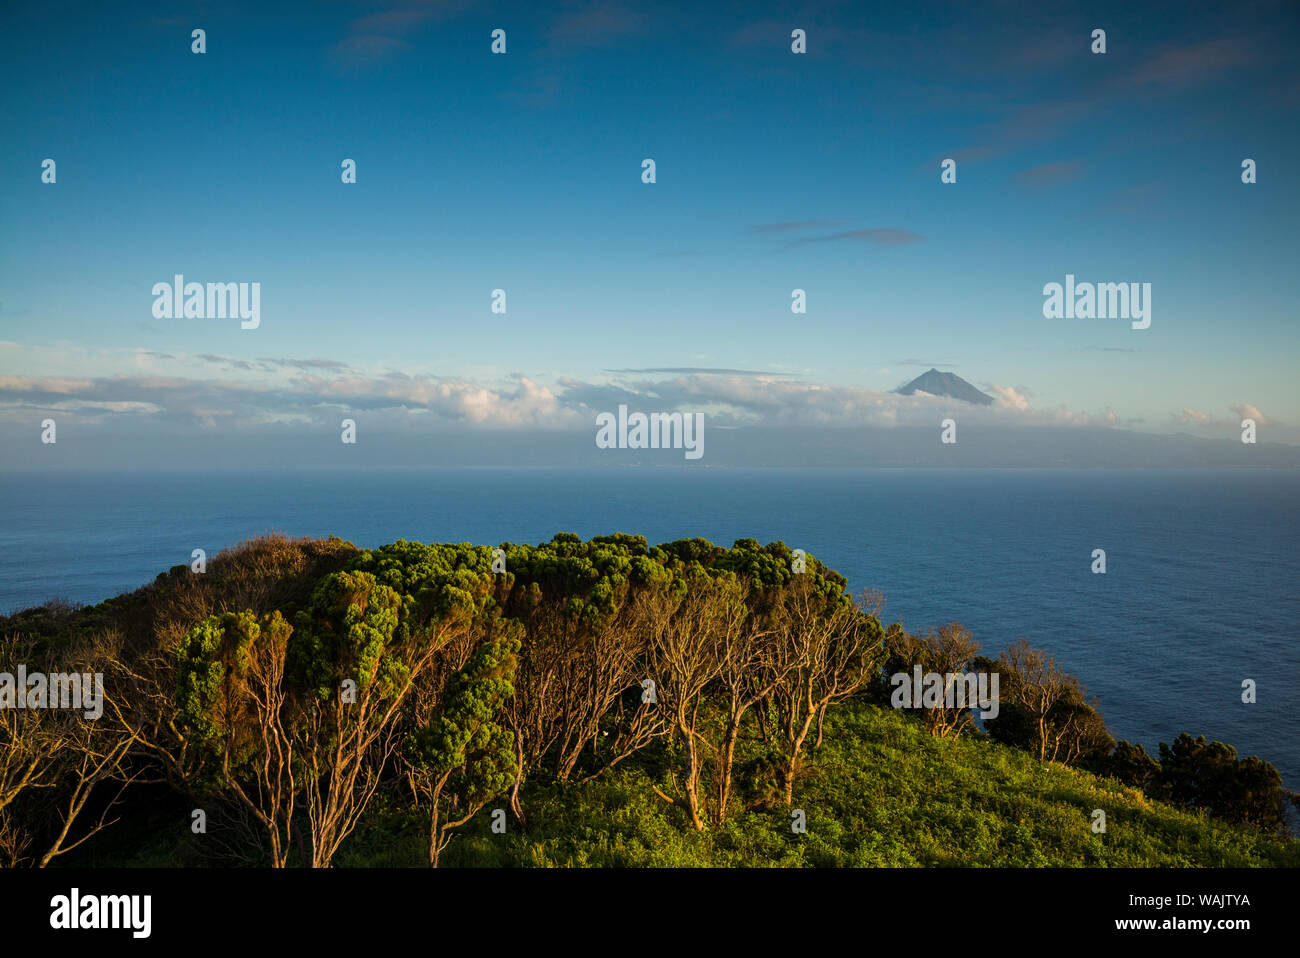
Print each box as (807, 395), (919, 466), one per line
(1, 533), (1296, 868)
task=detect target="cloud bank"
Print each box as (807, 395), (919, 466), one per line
(0, 344), (1248, 439)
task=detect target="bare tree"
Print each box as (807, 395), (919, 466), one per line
(553, 597), (649, 782)
(713, 584), (786, 824)
(889, 622), (984, 739)
(999, 638), (1089, 763)
(503, 586), (666, 818)
(35, 709), (140, 867)
(644, 577), (733, 829)
(0, 638), (50, 864)
(772, 582), (885, 805)
(0, 632), (141, 868)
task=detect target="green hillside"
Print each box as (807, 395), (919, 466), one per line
(3, 534), (1295, 869)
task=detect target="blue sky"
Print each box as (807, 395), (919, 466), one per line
(2, 0), (1298, 461)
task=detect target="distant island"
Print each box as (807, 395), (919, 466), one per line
(1, 533), (1295, 868)
(896, 368), (996, 405)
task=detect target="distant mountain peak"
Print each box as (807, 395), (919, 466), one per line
(896, 368), (995, 405)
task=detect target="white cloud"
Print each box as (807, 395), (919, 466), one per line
(0, 344), (1173, 434)
(1230, 402), (1273, 426)
(988, 383), (1031, 410)
(1175, 404), (1275, 429)
(1176, 406), (1219, 427)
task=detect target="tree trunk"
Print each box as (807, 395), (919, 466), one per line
(429, 800), (441, 868)
(682, 725), (705, 830)
(509, 736), (527, 826)
(783, 758), (798, 806)
(716, 719), (741, 825)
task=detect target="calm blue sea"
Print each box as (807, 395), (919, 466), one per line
(1, 467), (1296, 790)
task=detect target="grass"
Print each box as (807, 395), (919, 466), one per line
(319, 699), (1298, 868)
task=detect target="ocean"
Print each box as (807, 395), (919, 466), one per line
(1, 467), (1296, 790)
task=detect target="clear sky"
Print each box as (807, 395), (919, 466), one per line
(2, 0), (1298, 463)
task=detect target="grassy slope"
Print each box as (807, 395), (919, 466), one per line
(25, 536), (1293, 869)
(323, 701), (1300, 868)
(100, 698), (1300, 868)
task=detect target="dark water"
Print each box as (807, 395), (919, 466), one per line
(1, 467), (1296, 789)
